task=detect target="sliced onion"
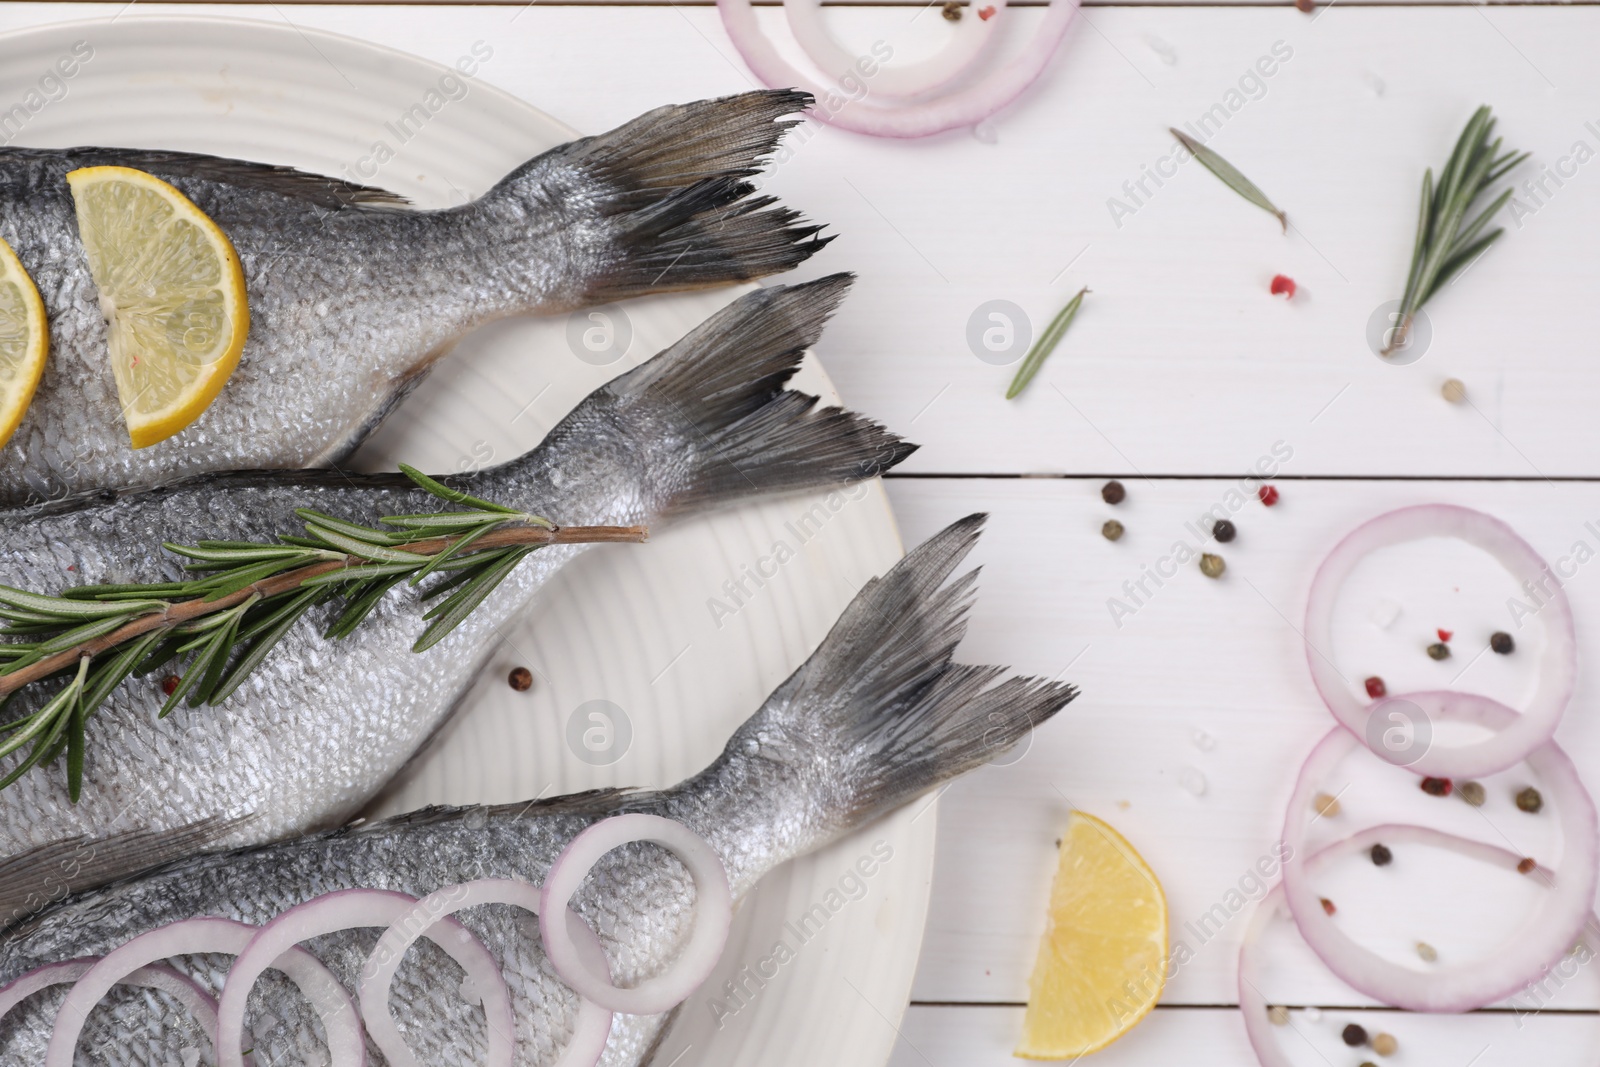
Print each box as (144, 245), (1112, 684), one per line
(1, 957), (219, 1039)
(359, 878), (611, 1067)
(780, 0), (1006, 100)
(46, 916), (352, 1067)
(1304, 504), (1577, 778)
(1279, 717), (1598, 1012)
(540, 815), (732, 1016)
(217, 890), (505, 1067)
(717, 0), (1078, 138)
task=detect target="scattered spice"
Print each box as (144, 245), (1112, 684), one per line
(1420, 777), (1453, 797)
(1518, 857), (1538, 875)
(1372, 1032), (1398, 1057)
(1458, 780), (1486, 807)
(1296, 0), (1315, 11)
(1516, 786), (1544, 813)
(1259, 485), (1280, 506)
(1313, 792), (1342, 817)
(1101, 480), (1126, 505)
(1213, 519), (1237, 543)
(1320, 897), (1337, 916)
(941, 0), (963, 19)
(1426, 641), (1451, 661)
(1270, 274), (1297, 298)
(161, 675), (180, 697)
(1369, 843), (1393, 867)
(1168, 127), (1287, 232)
(1267, 1005), (1290, 1026)
(1436, 628), (1453, 642)
(1442, 379), (1468, 404)
(1341, 1022), (1368, 1047)
(1416, 941), (1438, 962)
(1364, 676), (1387, 699)
(507, 666), (534, 692)
(1006, 286), (1089, 399)
(1199, 553), (1226, 579)
(1491, 631), (1514, 654)
(1101, 519), (1125, 542)
(977, 3), (996, 17)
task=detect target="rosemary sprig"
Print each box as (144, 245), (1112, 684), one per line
(1171, 128), (1286, 232)
(0, 464), (646, 800)
(1007, 287), (1089, 399)
(1383, 106), (1526, 356)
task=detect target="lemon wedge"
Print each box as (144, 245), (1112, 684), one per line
(0, 236), (48, 450)
(66, 166), (248, 448)
(1016, 812), (1168, 1059)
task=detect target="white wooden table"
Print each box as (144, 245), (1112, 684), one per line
(14, 2), (1600, 1062)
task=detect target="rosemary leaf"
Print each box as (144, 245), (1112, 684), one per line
(324, 575), (408, 641)
(1170, 128), (1286, 232)
(210, 592), (325, 706)
(35, 614), (136, 656)
(413, 547), (533, 652)
(410, 520), (506, 585)
(1007, 288), (1088, 400)
(400, 464), (521, 516)
(0, 587), (164, 620)
(303, 524), (432, 566)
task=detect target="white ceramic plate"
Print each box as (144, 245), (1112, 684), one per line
(0, 15), (930, 1067)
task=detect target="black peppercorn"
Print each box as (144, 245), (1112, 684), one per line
(1516, 786), (1543, 814)
(1491, 631), (1514, 654)
(1369, 843), (1392, 867)
(1426, 641), (1451, 661)
(1342, 1023), (1368, 1047)
(508, 666), (534, 692)
(1213, 519), (1236, 543)
(1101, 480), (1126, 505)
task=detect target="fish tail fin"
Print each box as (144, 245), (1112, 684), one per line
(714, 516), (1076, 849)
(592, 273), (915, 517)
(501, 89), (828, 303)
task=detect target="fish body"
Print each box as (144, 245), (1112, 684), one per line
(0, 90), (826, 506)
(0, 516), (1076, 1066)
(0, 276), (912, 913)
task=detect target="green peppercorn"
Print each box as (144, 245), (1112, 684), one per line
(1426, 641), (1451, 661)
(1491, 631), (1514, 654)
(1369, 843), (1392, 867)
(941, 0), (963, 18)
(1101, 480), (1126, 505)
(1457, 780), (1486, 807)
(1102, 519), (1125, 542)
(1516, 786), (1544, 814)
(1199, 553), (1226, 579)
(1213, 519), (1237, 543)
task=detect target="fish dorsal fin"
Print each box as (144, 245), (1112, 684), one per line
(2, 145), (411, 209)
(0, 813), (255, 928)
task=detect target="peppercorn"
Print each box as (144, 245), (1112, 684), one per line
(1518, 857), (1537, 874)
(1313, 792), (1341, 817)
(1267, 1005), (1289, 1026)
(1426, 641), (1451, 660)
(1101, 480), (1126, 505)
(1491, 631), (1514, 654)
(1258, 484), (1280, 506)
(1320, 897), (1337, 916)
(161, 674), (180, 696)
(1458, 780), (1486, 807)
(941, 0), (963, 18)
(1364, 676), (1387, 699)
(1213, 519), (1237, 543)
(1441, 378), (1467, 404)
(1341, 1022), (1368, 1047)
(1516, 786), (1544, 813)
(1420, 777), (1452, 797)
(1369, 843), (1392, 867)
(1416, 941), (1437, 962)
(1102, 519), (1125, 542)
(1372, 1032), (1398, 1056)
(507, 666), (534, 692)
(1295, 0), (1315, 11)
(1199, 553), (1226, 579)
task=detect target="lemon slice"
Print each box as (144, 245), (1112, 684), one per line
(0, 236), (48, 450)
(1016, 812), (1168, 1059)
(65, 166), (248, 448)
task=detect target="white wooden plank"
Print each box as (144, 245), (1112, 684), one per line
(889, 1005), (1600, 1067)
(4, 4), (1596, 475)
(885, 477), (1600, 1006)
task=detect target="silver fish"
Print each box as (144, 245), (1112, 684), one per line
(0, 89), (828, 507)
(0, 274), (912, 915)
(0, 515), (1075, 1066)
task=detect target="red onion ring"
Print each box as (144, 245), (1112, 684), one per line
(539, 815), (732, 1016)
(217, 890), (505, 1067)
(46, 917), (352, 1067)
(717, 0), (1078, 138)
(1304, 504), (1577, 778)
(1279, 715), (1598, 1012)
(359, 878), (612, 1067)
(780, 0), (1007, 100)
(0, 957), (219, 1039)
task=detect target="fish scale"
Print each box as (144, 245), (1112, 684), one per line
(0, 89), (829, 507)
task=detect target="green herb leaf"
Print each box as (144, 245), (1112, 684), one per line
(1007, 288), (1088, 400)
(1170, 128), (1286, 232)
